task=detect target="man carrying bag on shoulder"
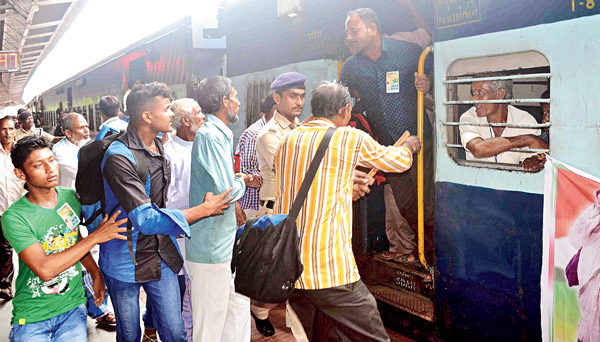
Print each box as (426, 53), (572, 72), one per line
(275, 81), (422, 342)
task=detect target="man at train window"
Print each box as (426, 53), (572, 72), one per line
(279, 81), (421, 341)
(99, 95), (129, 132)
(188, 76), (258, 342)
(98, 82), (232, 342)
(459, 78), (548, 164)
(339, 7), (435, 263)
(14, 110), (61, 143)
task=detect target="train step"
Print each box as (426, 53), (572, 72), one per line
(357, 253), (436, 322)
(367, 284), (435, 322)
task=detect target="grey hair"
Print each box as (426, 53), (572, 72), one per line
(61, 112), (84, 132)
(488, 79), (513, 100)
(310, 81), (351, 119)
(195, 76), (234, 115)
(171, 98), (201, 130)
(347, 8), (381, 34)
(475, 72), (513, 100)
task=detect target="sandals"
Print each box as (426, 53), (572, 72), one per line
(142, 328), (158, 342)
(380, 251), (402, 260)
(0, 287), (13, 300)
(396, 254), (416, 263)
(96, 312), (116, 325)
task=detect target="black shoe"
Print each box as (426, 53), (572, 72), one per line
(251, 312), (275, 337)
(0, 287), (13, 300)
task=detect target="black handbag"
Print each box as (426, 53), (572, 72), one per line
(231, 127), (336, 303)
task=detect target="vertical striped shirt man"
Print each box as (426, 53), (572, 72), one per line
(274, 118), (413, 290)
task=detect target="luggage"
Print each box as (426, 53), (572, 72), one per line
(231, 127), (336, 303)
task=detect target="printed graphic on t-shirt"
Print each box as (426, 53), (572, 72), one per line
(57, 202), (80, 230)
(28, 223), (80, 298)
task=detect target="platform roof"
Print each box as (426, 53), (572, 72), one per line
(0, 0), (86, 107)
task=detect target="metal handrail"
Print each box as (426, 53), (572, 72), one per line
(444, 99), (550, 105)
(417, 46), (431, 272)
(442, 122), (551, 128)
(444, 73), (551, 84)
(445, 143), (550, 154)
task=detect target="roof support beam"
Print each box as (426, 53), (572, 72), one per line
(28, 20), (62, 30)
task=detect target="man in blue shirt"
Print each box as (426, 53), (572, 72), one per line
(188, 76), (256, 342)
(98, 82), (233, 342)
(339, 7), (435, 263)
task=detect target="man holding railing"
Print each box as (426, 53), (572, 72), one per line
(459, 78), (548, 164)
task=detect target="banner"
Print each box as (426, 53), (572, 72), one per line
(542, 156), (600, 342)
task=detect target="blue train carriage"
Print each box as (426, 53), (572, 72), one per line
(36, 16), (225, 135)
(432, 0), (599, 340)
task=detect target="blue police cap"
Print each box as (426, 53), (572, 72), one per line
(270, 72), (306, 91)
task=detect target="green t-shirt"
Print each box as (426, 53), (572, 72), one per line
(1, 187), (86, 325)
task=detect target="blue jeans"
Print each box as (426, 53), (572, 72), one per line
(105, 265), (186, 342)
(143, 274), (186, 329)
(9, 304), (87, 342)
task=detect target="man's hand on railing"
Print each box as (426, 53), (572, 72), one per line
(522, 153), (546, 172)
(402, 135), (422, 155)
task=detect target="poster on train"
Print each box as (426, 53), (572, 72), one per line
(542, 156), (600, 342)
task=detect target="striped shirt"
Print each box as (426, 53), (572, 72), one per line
(236, 117), (267, 210)
(274, 119), (413, 290)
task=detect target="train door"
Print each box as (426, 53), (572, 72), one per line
(129, 56), (147, 84)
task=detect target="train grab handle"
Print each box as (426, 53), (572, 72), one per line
(417, 46), (432, 271)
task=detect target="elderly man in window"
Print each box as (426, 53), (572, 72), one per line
(459, 78), (548, 165)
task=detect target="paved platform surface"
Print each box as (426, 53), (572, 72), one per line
(0, 251), (415, 342)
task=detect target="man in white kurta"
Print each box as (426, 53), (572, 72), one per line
(163, 98), (205, 342)
(0, 116), (25, 299)
(52, 113), (90, 188)
(458, 80), (547, 164)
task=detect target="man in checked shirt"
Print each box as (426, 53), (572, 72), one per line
(235, 94), (276, 220)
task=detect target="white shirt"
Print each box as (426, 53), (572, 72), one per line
(0, 144), (25, 215)
(459, 105), (541, 164)
(52, 137), (80, 189)
(99, 116), (128, 132)
(164, 134), (193, 274)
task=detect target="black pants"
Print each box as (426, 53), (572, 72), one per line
(0, 219), (14, 289)
(290, 280), (390, 342)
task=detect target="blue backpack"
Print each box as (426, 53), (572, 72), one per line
(231, 127), (335, 304)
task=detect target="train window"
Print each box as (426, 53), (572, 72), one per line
(88, 104), (95, 131)
(443, 51), (550, 172)
(95, 103), (102, 129)
(245, 78), (274, 128)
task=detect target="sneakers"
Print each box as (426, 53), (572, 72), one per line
(251, 312), (275, 337)
(0, 287), (13, 300)
(142, 328), (158, 342)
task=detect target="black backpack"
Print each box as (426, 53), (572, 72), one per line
(231, 127), (335, 304)
(76, 127), (147, 265)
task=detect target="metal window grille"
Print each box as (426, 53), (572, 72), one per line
(444, 72), (551, 170)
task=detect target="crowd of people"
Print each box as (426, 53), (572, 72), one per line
(0, 3), (553, 342)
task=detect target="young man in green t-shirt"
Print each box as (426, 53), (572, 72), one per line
(1, 135), (127, 342)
